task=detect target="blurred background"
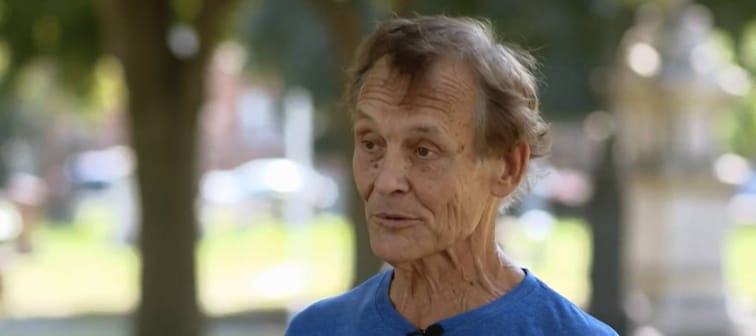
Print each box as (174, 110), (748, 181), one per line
(0, 0), (753, 335)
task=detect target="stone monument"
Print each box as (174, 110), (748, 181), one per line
(612, 1), (738, 335)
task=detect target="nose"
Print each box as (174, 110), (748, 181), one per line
(373, 148), (410, 195)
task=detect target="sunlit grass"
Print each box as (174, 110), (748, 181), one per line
(2, 204), (754, 318)
(198, 212), (353, 314)
(3, 204), (353, 318)
(725, 223), (756, 310)
(499, 217), (592, 307)
(3, 211), (139, 317)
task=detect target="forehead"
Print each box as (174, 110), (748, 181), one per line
(356, 57), (480, 121)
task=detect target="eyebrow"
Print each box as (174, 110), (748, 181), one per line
(407, 125), (442, 136)
(352, 109), (373, 133)
(354, 108), (373, 121)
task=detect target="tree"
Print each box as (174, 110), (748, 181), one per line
(99, 1), (235, 335)
(1, 0), (235, 335)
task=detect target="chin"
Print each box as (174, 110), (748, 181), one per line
(368, 234), (429, 265)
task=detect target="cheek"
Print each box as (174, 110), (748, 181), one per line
(453, 178), (483, 233)
(447, 179), (475, 224)
(410, 161), (444, 192)
(352, 152), (379, 198)
(416, 163), (483, 235)
(411, 162), (457, 218)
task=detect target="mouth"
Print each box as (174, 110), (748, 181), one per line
(370, 212), (419, 228)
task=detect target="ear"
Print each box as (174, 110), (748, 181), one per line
(490, 142), (530, 198)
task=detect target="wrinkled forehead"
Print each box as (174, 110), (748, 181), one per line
(356, 56), (480, 116)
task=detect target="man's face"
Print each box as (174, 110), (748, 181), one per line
(352, 57), (498, 264)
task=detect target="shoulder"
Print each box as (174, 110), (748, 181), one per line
(285, 270), (390, 336)
(522, 276), (618, 335)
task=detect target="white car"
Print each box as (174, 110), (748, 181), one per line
(201, 158), (339, 219)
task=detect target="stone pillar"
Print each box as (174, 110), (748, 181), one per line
(283, 88), (315, 225)
(612, 2), (736, 335)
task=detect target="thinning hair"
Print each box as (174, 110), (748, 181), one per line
(345, 16), (551, 161)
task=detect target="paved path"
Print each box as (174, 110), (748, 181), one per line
(0, 311), (288, 336)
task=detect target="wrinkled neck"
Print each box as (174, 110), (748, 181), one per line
(388, 205), (523, 328)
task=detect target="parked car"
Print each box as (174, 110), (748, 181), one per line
(200, 158), (339, 225)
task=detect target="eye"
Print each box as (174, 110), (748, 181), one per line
(415, 146), (435, 159)
(361, 140), (378, 152)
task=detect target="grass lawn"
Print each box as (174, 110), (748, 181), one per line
(1, 204), (754, 319)
(2, 205), (353, 318)
(725, 223), (756, 310)
(500, 217), (592, 307)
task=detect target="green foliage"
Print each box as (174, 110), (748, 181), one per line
(89, 55), (126, 117)
(410, 0), (637, 120)
(236, 0), (638, 120)
(0, 0), (101, 96)
(717, 18), (756, 159)
(236, 0), (343, 106)
(698, 0), (756, 46)
(725, 94), (756, 159)
(742, 21), (756, 71)
(172, 0), (204, 23)
(233, 0), (750, 125)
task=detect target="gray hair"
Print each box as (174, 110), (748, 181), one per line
(346, 15), (551, 159)
(345, 16), (552, 206)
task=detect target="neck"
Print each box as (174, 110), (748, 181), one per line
(387, 207), (524, 329)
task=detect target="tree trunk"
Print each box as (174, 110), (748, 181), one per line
(306, 0), (385, 287)
(587, 136), (628, 334)
(100, 1), (231, 335)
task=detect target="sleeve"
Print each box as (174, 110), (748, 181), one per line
(284, 310), (311, 336)
(285, 304), (338, 336)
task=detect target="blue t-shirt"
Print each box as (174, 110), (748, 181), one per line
(286, 269), (618, 335)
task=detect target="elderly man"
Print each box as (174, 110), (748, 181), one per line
(286, 16), (617, 335)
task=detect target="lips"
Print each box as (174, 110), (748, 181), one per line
(375, 212), (413, 220)
(370, 212), (420, 228)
